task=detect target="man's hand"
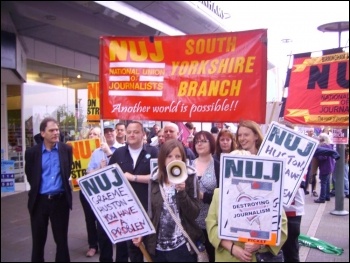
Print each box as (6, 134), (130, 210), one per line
(100, 142), (112, 156)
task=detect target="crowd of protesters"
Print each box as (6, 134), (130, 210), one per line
(25, 118), (346, 262)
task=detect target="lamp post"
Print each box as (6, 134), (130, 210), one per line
(317, 21), (349, 48)
(317, 21), (349, 216)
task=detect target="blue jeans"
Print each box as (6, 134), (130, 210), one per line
(319, 173), (331, 201)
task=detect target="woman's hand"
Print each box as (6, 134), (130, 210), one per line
(232, 245), (253, 262)
(132, 237), (142, 247)
(244, 242), (260, 253)
(175, 182), (186, 192)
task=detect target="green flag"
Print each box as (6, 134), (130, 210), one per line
(298, 234), (344, 255)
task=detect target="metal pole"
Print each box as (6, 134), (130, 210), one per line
(337, 22), (341, 48)
(330, 144), (349, 215)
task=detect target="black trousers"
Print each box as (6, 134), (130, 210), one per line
(97, 220), (145, 262)
(97, 221), (129, 262)
(281, 216), (301, 262)
(30, 194), (70, 262)
(79, 191), (98, 250)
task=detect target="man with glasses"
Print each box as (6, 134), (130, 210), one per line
(87, 122), (119, 171)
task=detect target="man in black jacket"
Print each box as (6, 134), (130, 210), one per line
(25, 117), (73, 262)
(98, 121), (159, 262)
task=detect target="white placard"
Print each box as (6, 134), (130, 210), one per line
(258, 121), (318, 207)
(150, 158), (158, 174)
(218, 154), (285, 246)
(78, 164), (155, 244)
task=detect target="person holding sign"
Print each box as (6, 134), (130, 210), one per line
(87, 122), (120, 173)
(205, 188), (288, 261)
(107, 121), (159, 262)
(132, 139), (203, 262)
(80, 126), (101, 257)
(87, 122), (125, 261)
(25, 117), (73, 262)
(205, 149), (288, 262)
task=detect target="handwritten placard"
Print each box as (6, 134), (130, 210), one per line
(258, 121), (318, 207)
(218, 154), (285, 246)
(78, 164), (155, 243)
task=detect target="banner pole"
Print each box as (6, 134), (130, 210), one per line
(139, 243), (153, 262)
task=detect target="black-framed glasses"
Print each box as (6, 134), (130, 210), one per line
(195, 140), (209, 145)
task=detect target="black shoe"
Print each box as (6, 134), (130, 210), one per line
(329, 192), (335, 197)
(304, 190), (310, 195)
(325, 198), (330, 201)
(314, 199), (325, 203)
(346, 195), (349, 199)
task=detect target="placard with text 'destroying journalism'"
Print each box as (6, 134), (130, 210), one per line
(219, 154), (285, 246)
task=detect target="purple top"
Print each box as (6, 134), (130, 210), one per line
(316, 144), (336, 175)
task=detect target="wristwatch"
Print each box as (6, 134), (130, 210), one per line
(133, 175), (138, 182)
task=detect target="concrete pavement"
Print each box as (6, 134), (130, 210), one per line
(1, 190), (349, 262)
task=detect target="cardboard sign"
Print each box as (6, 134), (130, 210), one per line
(78, 164), (155, 244)
(67, 138), (100, 191)
(87, 82), (100, 122)
(258, 121), (318, 207)
(218, 154), (285, 246)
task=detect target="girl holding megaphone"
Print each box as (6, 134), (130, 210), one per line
(132, 139), (205, 262)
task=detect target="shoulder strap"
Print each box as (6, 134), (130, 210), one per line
(159, 185), (200, 254)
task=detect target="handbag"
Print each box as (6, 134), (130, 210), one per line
(255, 250), (284, 262)
(159, 185), (209, 262)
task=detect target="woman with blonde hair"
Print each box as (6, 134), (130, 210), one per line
(235, 120), (264, 155)
(205, 149), (287, 261)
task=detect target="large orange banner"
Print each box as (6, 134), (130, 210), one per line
(100, 30), (267, 123)
(284, 52), (349, 126)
